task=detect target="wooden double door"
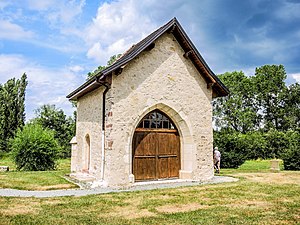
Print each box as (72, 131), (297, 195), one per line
(133, 130), (180, 181)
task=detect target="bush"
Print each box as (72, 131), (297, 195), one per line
(242, 132), (268, 159)
(213, 130), (247, 168)
(221, 150), (246, 169)
(32, 104), (75, 159)
(214, 129), (295, 169)
(281, 131), (300, 170)
(264, 129), (289, 159)
(10, 123), (59, 171)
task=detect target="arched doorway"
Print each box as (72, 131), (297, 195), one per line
(132, 110), (180, 181)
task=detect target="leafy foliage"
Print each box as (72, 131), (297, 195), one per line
(282, 83), (300, 130)
(214, 71), (259, 133)
(213, 130), (247, 168)
(32, 104), (75, 158)
(213, 65), (300, 170)
(87, 54), (122, 80)
(281, 131), (300, 170)
(10, 123), (59, 171)
(0, 73), (27, 152)
(254, 65), (287, 131)
(214, 129), (299, 169)
(263, 129), (289, 159)
(214, 65), (299, 132)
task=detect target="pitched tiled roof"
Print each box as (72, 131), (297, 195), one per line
(67, 17), (229, 100)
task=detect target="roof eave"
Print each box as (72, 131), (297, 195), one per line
(172, 20), (229, 97)
(66, 77), (101, 100)
(66, 17), (229, 100)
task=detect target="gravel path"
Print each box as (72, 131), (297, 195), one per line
(0, 176), (238, 198)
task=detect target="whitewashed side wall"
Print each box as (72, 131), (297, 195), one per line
(75, 86), (104, 177)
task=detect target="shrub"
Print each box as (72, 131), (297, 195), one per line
(221, 150), (246, 169)
(281, 131), (300, 170)
(10, 123), (59, 171)
(264, 129), (289, 159)
(32, 104), (75, 159)
(242, 132), (268, 159)
(213, 130), (247, 168)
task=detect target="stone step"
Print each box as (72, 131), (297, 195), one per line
(69, 172), (96, 182)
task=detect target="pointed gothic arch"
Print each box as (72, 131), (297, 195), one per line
(132, 109), (180, 181)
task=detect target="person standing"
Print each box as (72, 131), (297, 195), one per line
(213, 147), (221, 173)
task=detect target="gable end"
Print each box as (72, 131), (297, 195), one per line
(67, 18), (229, 100)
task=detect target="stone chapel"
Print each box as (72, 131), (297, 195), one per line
(67, 18), (228, 187)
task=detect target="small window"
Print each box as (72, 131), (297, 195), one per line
(137, 110), (176, 129)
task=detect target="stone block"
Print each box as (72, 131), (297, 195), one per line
(179, 170), (192, 180)
(270, 159), (280, 172)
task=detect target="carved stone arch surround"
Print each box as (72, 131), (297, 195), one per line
(128, 103), (195, 181)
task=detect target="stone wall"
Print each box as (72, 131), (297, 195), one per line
(74, 86), (104, 177)
(74, 32), (215, 186)
(103, 33), (214, 186)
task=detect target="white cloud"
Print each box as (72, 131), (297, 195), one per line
(275, 1), (300, 20)
(86, 38), (128, 63)
(69, 65), (84, 73)
(86, 42), (102, 62)
(0, 54), (83, 120)
(290, 73), (300, 83)
(85, 0), (157, 64)
(23, 0), (86, 43)
(0, 54), (28, 80)
(26, 0), (86, 25)
(0, 1), (10, 10)
(46, 0), (86, 25)
(0, 20), (34, 40)
(26, 0), (55, 11)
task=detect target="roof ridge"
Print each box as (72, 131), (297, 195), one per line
(67, 18), (229, 100)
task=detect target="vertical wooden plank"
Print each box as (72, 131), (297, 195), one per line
(157, 132), (180, 179)
(133, 132), (156, 180)
(170, 134), (180, 177)
(158, 158), (169, 178)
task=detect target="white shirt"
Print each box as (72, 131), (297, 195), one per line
(214, 150), (221, 161)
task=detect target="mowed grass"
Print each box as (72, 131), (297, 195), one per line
(221, 159), (284, 174)
(0, 159), (299, 224)
(0, 154), (77, 190)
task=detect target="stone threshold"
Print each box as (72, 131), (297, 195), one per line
(133, 179), (198, 186)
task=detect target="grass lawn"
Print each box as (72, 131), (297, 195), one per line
(220, 159), (284, 174)
(0, 158), (299, 224)
(0, 154), (77, 190)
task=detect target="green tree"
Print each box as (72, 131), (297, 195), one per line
(281, 130), (300, 170)
(213, 130), (247, 168)
(281, 83), (300, 130)
(253, 65), (287, 131)
(87, 54), (122, 80)
(0, 73), (27, 152)
(213, 71), (259, 133)
(33, 104), (75, 158)
(214, 65), (299, 133)
(11, 123), (59, 171)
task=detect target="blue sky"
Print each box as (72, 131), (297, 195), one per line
(0, 0), (300, 120)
